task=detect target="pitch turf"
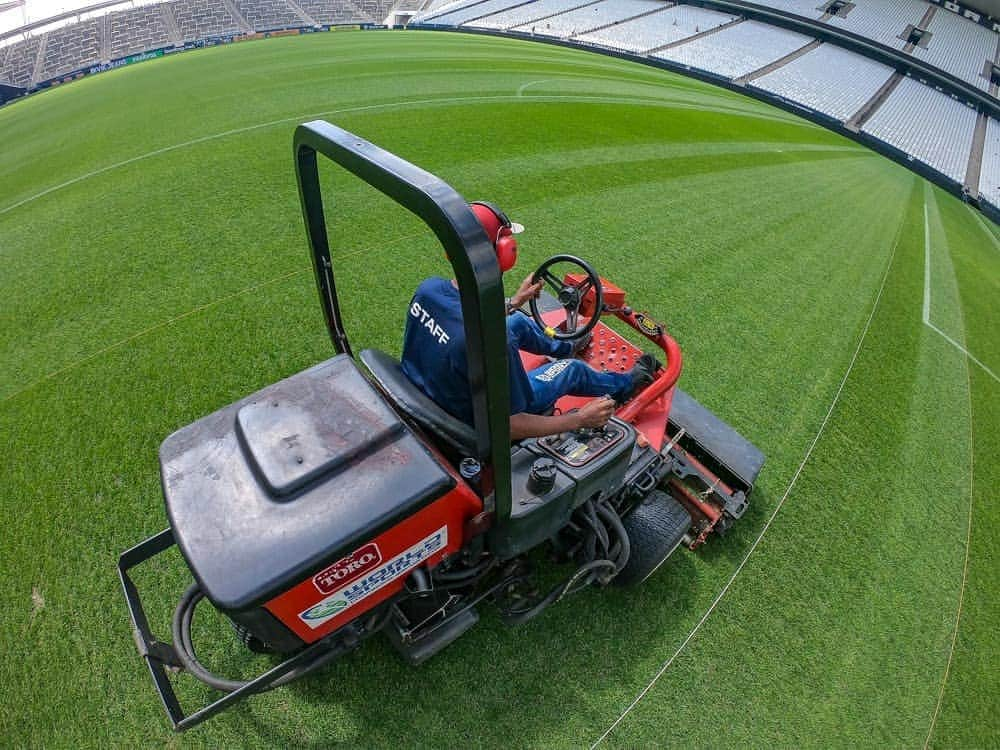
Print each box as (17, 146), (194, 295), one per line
(1, 30), (997, 749)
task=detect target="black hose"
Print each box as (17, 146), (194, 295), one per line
(431, 556), (496, 582)
(500, 559), (616, 625)
(595, 502), (630, 575)
(171, 583), (382, 693)
(172, 584), (248, 692)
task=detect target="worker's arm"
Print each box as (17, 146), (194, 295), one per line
(509, 396), (616, 440)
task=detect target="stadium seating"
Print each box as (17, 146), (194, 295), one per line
(422, 0), (526, 27)
(653, 19), (813, 79)
(1, 35), (41, 88)
(751, 42), (895, 122)
(169, 0), (244, 41)
(234, 0), (302, 30)
(980, 117), (1000, 208)
(352, 0), (397, 23)
(39, 18), (102, 79)
(861, 75), (978, 183)
(825, 0), (929, 49)
(910, 6), (997, 91)
(749, 0), (823, 18)
(523, 0), (667, 40)
(108, 5), (174, 59)
(295, 0), (369, 24)
(575, 3), (736, 51)
(468, 0), (594, 31)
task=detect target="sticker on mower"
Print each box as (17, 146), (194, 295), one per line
(312, 542), (382, 594)
(299, 527), (447, 629)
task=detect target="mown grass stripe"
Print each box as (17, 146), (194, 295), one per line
(0, 93), (806, 220)
(923, 315), (976, 750)
(591, 182), (908, 749)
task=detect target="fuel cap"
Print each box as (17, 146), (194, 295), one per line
(527, 457), (558, 495)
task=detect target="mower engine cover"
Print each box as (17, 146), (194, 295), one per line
(160, 354), (480, 649)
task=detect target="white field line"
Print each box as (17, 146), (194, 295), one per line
(0, 92), (795, 219)
(923, 241), (977, 750)
(517, 79), (551, 96)
(922, 194), (1000, 384)
(590, 205), (904, 749)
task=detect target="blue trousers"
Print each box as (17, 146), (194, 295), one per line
(506, 313), (633, 413)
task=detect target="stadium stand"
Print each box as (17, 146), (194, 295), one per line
(749, 0), (823, 18)
(806, 0), (927, 50)
(352, 0), (396, 23)
(861, 75), (977, 183)
(295, 0), (368, 23)
(169, 0), (243, 41)
(39, 18), (101, 78)
(751, 41), (894, 121)
(523, 0), (667, 39)
(108, 5), (173, 59)
(234, 0), (302, 29)
(911, 6), (997, 92)
(0, 0), (403, 90)
(980, 116), (1000, 208)
(2, 35), (39, 88)
(0, 37), (13, 73)
(653, 19), (813, 79)
(468, 0), (594, 31)
(575, 3), (736, 52)
(420, 0), (460, 12)
(422, 0), (526, 27)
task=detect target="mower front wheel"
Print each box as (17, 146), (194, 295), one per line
(615, 490), (691, 586)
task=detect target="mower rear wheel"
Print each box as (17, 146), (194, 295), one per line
(615, 490), (691, 586)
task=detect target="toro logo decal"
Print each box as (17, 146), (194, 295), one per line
(300, 527), (448, 629)
(313, 543), (382, 595)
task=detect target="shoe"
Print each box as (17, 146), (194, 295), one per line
(627, 353), (662, 398)
(572, 331), (593, 354)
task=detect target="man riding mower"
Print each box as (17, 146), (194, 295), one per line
(401, 199), (660, 440)
(118, 121), (765, 731)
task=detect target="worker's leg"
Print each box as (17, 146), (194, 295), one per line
(526, 359), (632, 413)
(507, 311), (574, 359)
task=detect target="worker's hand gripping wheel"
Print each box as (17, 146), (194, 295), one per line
(529, 254), (604, 340)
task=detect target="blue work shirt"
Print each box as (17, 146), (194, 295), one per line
(401, 277), (533, 425)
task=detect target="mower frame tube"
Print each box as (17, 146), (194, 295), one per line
(613, 308), (682, 424)
(118, 529), (352, 732)
(293, 121), (514, 528)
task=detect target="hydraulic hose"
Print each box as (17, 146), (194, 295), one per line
(171, 583), (385, 693)
(501, 559), (616, 625)
(595, 502), (631, 575)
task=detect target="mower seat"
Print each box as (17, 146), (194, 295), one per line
(359, 349), (477, 457)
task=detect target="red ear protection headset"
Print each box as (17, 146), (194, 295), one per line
(470, 201), (519, 272)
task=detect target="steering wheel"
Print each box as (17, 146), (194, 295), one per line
(528, 254), (604, 341)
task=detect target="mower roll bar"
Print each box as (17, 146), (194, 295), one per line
(293, 120), (514, 526)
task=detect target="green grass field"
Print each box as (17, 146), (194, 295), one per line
(1, 29), (997, 749)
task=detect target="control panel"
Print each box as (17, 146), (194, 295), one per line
(536, 420), (627, 467)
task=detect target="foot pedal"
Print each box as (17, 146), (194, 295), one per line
(385, 607), (479, 666)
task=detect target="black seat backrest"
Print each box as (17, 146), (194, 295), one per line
(358, 349), (478, 458)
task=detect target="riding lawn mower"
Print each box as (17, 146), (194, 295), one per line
(118, 121), (765, 731)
